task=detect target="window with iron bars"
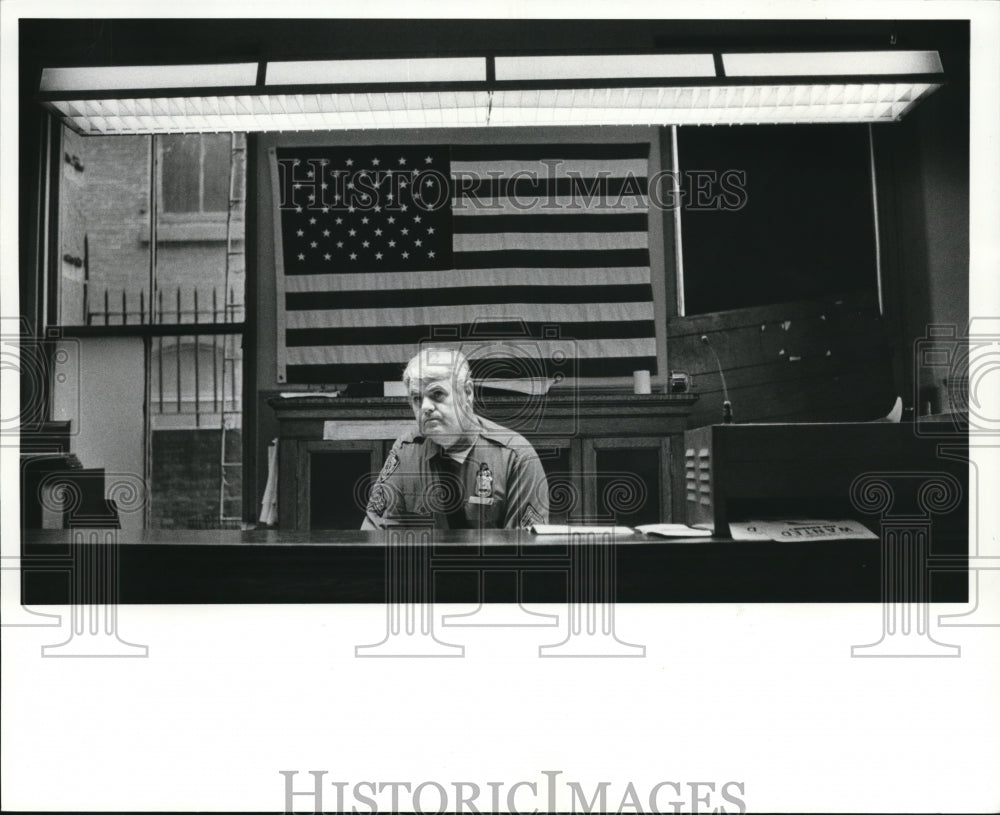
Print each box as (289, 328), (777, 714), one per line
(51, 127), (247, 530)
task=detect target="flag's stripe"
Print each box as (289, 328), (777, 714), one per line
(286, 284), (654, 311)
(286, 320), (657, 347)
(452, 232), (647, 252)
(451, 158), (649, 177)
(453, 249), (648, 269)
(452, 196), (648, 215)
(284, 267), (652, 293)
(451, 176), (649, 198)
(450, 144), (650, 161)
(282, 249), (650, 276)
(287, 338), (657, 367)
(286, 356), (659, 384)
(451, 213), (648, 232)
(286, 301), (655, 329)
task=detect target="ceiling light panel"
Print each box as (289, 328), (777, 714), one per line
(266, 57), (487, 85)
(40, 63), (259, 92)
(722, 50), (944, 77)
(494, 53), (716, 80)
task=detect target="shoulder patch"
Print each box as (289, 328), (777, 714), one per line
(377, 450), (400, 483)
(367, 483), (388, 515)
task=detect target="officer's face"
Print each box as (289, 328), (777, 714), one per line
(409, 374), (474, 448)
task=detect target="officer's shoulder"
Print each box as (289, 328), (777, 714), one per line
(477, 417), (536, 455)
(389, 427), (427, 454)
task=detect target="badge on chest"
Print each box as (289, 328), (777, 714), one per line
(467, 461), (495, 505)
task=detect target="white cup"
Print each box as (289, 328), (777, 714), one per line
(633, 369), (651, 395)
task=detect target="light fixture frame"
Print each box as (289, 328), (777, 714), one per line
(38, 50), (946, 135)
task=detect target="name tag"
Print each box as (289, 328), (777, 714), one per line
(467, 496), (494, 506)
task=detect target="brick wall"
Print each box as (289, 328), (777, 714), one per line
(64, 133), (242, 325)
(151, 428), (242, 528)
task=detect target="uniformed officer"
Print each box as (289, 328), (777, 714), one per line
(362, 347), (550, 530)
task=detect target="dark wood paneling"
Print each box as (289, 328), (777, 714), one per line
(668, 291), (894, 427)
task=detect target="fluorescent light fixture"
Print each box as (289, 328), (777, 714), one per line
(39, 50), (944, 134)
(48, 92), (491, 135)
(488, 83), (940, 126)
(266, 57), (486, 86)
(40, 63), (259, 92)
(723, 50), (943, 77)
(494, 53), (716, 80)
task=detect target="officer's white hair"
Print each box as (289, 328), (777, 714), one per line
(402, 347), (472, 392)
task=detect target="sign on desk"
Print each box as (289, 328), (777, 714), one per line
(730, 519), (878, 541)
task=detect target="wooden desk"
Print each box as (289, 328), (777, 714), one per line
(21, 528), (967, 604)
(268, 392), (698, 531)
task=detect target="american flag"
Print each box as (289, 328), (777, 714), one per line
(273, 143), (657, 385)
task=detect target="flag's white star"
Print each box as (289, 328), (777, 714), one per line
(387, 217), (395, 224)
(345, 158), (354, 166)
(401, 228), (409, 235)
(401, 204), (408, 212)
(321, 206), (330, 214)
(427, 227), (435, 234)
(296, 229), (304, 237)
(295, 206), (303, 213)
(415, 239), (423, 247)
(310, 241), (317, 248)
(401, 251), (409, 259)
(307, 170), (314, 178)
(348, 229), (357, 237)
(400, 179), (408, 188)
(372, 158), (380, 166)
(335, 217), (343, 225)
(374, 205), (382, 213)
(323, 229), (330, 237)
(374, 228), (383, 236)
(350, 252), (358, 260)
(428, 251), (435, 258)
(425, 178), (434, 188)
(375, 252), (383, 260)
(309, 217), (317, 225)
(336, 241), (344, 248)
(398, 157), (407, 165)
(362, 241), (370, 248)
(388, 240), (396, 247)
(424, 156), (433, 164)
(347, 181), (355, 190)
(297, 253), (305, 260)
(414, 215), (422, 223)
(324, 253), (331, 260)
(361, 217), (369, 224)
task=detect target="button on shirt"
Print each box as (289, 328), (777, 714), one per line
(362, 417), (549, 530)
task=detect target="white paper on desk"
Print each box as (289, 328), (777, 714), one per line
(531, 524), (634, 536)
(478, 378), (554, 395)
(279, 391), (339, 398)
(729, 519), (878, 541)
(635, 523), (713, 538)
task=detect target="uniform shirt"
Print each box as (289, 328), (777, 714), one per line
(362, 416), (549, 530)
